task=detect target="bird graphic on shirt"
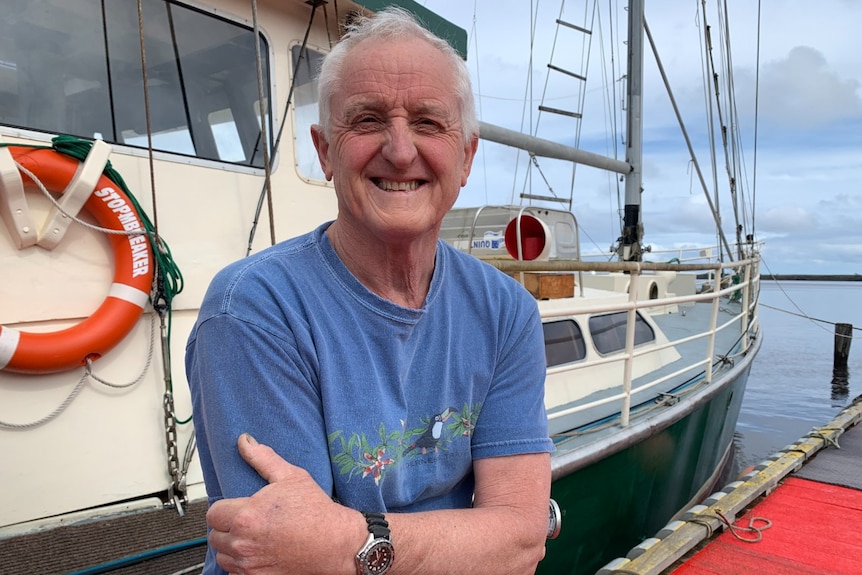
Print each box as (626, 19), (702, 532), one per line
(403, 407), (456, 456)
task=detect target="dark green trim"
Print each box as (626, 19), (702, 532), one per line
(536, 366), (752, 575)
(353, 0), (468, 59)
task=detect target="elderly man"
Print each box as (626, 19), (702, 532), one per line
(186, 7), (552, 575)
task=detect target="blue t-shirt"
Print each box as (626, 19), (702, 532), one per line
(186, 222), (551, 572)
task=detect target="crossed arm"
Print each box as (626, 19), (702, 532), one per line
(207, 434), (551, 575)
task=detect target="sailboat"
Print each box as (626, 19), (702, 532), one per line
(0, 1), (760, 575)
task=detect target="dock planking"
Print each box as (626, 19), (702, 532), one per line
(597, 397), (862, 575)
(672, 475), (862, 575)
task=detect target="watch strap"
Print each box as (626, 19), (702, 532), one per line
(362, 511), (391, 540)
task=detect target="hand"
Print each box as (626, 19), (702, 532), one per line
(206, 433), (362, 575)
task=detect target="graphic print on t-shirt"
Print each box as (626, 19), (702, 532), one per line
(328, 404), (480, 485)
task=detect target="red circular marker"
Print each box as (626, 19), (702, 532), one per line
(505, 214), (548, 260)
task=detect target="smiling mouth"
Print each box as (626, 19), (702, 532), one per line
(373, 179), (424, 191)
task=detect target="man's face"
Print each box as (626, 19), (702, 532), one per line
(312, 37), (478, 244)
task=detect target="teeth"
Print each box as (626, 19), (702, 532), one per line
(376, 180), (419, 191)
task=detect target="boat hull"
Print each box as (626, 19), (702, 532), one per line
(537, 341), (757, 575)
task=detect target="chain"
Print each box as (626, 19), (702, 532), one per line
(155, 287), (187, 516)
(163, 388), (185, 515)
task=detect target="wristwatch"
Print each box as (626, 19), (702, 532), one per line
(355, 511), (395, 575)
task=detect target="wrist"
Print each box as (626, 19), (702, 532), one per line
(328, 507), (369, 575)
(354, 511), (395, 575)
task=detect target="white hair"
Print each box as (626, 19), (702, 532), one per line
(316, 7), (478, 140)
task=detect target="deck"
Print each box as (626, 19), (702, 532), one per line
(597, 395), (862, 575)
(0, 500), (208, 575)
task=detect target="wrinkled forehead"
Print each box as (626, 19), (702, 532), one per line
(333, 37), (460, 116)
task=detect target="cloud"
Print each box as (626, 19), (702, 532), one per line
(757, 46), (862, 130)
(758, 205), (818, 233)
(431, 0), (862, 274)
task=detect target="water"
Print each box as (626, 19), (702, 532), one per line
(734, 280), (862, 469)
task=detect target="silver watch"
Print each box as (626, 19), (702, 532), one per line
(355, 512), (394, 575)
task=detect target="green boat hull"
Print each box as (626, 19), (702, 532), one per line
(537, 362), (752, 575)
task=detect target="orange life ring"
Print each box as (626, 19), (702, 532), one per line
(0, 146), (154, 374)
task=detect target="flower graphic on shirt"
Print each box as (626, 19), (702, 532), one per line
(328, 403), (482, 483)
(449, 404), (480, 437)
(329, 423), (401, 483)
(362, 448), (395, 485)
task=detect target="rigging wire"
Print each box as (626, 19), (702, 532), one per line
(714, 0), (761, 255)
(697, 0), (757, 259)
(752, 0), (762, 235)
(510, 0), (540, 206)
(643, 17), (734, 261)
(761, 258), (861, 336)
(246, 3), (320, 255)
(134, 1), (192, 511)
(251, 0), (276, 246)
(697, 1), (723, 257)
(599, 0), (623, 242)
(566, 0), (599, 209)
(715, 0), (744, 255)
(468, 0), (490, 205)
(759, 302), (862, 336)
(323, 0), (334, 47)
(524, 0), (567, 207)
(135, 0), (159, 237)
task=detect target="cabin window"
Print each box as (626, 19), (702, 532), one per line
(543, 320), (587, 367)
(0, 0), (271, 167)
(291, 45), (326, 181)
(588, 311), (656, 355)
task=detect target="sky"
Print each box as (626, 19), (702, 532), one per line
(419, 0), (862, 275)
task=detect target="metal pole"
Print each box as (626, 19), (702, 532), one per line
(478, 122), (631, 175)
(621, 0), (645, 262)
(620, 270), (640, 426)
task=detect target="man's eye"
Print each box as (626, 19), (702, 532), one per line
(416, 119), (442, 130)
(350, 116), (384, 131)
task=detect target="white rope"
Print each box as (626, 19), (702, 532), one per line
(14, 160), (147, 238)
(0, 313), (156, 428)
(0, 371), (89, 429)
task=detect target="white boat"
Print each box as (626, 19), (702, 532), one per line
(0, 1), (761, 574)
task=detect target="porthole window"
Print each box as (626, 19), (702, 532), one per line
(543, 320), (586, 367)
(588, 311), (655, 355)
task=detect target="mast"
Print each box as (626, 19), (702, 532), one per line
(620, 0), (645, 261)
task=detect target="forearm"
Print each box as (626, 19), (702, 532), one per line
(384, 452), (551, 575)
(206, 440), (551, 575)
(295, 491), (547, 575)
(386, 506), (547, 575)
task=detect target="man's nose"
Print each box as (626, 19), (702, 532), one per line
(381, 121), (418, 167)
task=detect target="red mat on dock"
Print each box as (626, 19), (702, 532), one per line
(673, 477), (862, 575)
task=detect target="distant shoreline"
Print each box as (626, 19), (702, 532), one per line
(762, 275), (862, 281)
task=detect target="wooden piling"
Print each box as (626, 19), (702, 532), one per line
(834, 323), (853, 372)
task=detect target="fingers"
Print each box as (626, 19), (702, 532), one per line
(207, 497), (249, 533)
(237, 432), (294, 484)
(208, 515), (242, 573)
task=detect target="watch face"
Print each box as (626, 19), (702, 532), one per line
(361, 540), (394, 574)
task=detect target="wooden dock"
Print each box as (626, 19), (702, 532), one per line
(598, 395), (862, 575)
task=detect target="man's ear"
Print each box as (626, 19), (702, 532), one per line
(310, 124), (334, 181)
(461, 133), (480, 187)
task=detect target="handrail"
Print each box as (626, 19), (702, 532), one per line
(488, 256), (756, 274)
(537, 275), (756, 319)
(532, 253), (761, 431)
(447, 215), (763, 432)
(549, 357), (715, 424)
